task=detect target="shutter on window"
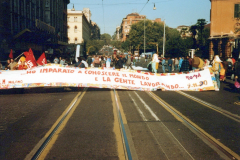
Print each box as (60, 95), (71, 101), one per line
(235, 4), (240, 18)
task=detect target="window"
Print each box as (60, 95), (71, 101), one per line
(75, 38), (78, 44)
(74, 17), (77, 22)
(125, 26), (127, 28)
(74, 26), (77, 32)
(235, 4), (240, 18)
(67, 17), (70, 22)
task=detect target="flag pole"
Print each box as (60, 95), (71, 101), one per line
(14, 52), (24, 61)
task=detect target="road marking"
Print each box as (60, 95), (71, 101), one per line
(147, 91), (240, 160)
(133, 91), (194, 160)
(111, 90), (126, 160)
(176, 91), (240, 123)
(25, 89), (87, 160)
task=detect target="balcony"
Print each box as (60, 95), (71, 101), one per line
(35, 19), (55, 34)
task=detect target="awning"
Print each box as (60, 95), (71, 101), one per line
(13, 29), (32, 39)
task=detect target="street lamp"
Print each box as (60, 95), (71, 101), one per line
(153, 3), (156, 10)
(153, 4), (165, 57)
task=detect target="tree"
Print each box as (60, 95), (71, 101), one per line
(100, 33), (112, 45)
(189, 25), (198, 49)
(196, 19), (207, 47)
(86, 40), (104, 55)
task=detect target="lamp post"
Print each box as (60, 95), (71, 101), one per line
(163, 20), (165, 58)
(144, 17), (146, 54)
(153, 4), (165, 57)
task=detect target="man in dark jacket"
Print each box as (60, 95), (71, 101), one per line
(74, 57), (85, 68)
(115, 55), (123, 69)
(180, 57), (189, 72)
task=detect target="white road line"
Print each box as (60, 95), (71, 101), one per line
(133, 91), (160, 121)
(128, 92), (147, 121)
(133, 91), (195, 160)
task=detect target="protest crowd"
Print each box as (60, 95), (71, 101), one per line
(0, 49), (239, 90)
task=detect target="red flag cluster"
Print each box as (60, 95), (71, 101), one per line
(22, 48), (47, 69)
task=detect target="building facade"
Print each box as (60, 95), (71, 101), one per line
(67, 6), (91, 45)
(209, 0), (240, 60)
(91, 21), (100, 40)
(0, 0), (70, 59)
(119, 13), (163, 42)
(120, 13), (146, 42)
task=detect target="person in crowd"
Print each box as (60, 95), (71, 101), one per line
(115, 55), (123, 69)
(212, 55), (222, 90)
(14, 56), (28, 70)
(9, 58), (17, 70)
(81, 57), (88, 68)
(187, 56), (192, 70)
(112, 54), (117, 67)
(121, 55), (127, 68)
(53, 56), (59, 64)
(0, 60), (2, 70)
(234, 58), (240, 91)
(60, 57), (66, 65)
(203, 58), (210, 67)
(106, 56), (111, 68)
(180, 57), (189, 72)
(5, 59), (11, 70)
(198, 57), (204, 70)
(133, 55), (137, 66)
(168, 57), (173, 73)
(92, 55), (95, 63)
(74, 57), (85, 68)
(220, 57), (228, 81)
(93, 56), (100, 67)
(227, 57), (233, 65)
(161, 57), (166, 73)
(179, 57), (183, 70)
(192, 54), (200, 70)
(174, 57), (179, 71)
(100, 56), (106, 68)
(126, 55), (133, 70)
(145, 55), (148, 62)
(147, 54), (159, 73)
(87, 56), (92, 67)
(171, 57), (175, 71)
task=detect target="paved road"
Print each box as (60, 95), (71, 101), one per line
(0, 63), (239, 160)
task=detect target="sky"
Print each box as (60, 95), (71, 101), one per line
(68, 0), (211, 36)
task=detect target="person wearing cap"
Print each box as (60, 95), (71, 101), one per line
(212, 55), (222, 90)
(161, 57), (166, 73)
(13, 56), (28, 70)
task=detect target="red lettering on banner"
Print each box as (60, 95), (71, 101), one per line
(103, 77), (111, 82)
(114, 77), (135, 85)
(27, 70), (36, 74)
(95, 77), (98, 81)
(140, 81), (161, 87)
(58, 68), (62, 72)
(186, 73), (202, 80)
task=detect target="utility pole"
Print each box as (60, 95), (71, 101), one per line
(163, 20), (166, 58)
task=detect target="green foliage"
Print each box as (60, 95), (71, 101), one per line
(86, 40), (104, 55)
(100, 33), (112, 45)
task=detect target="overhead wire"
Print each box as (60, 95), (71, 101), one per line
(102, 0), (105, 33)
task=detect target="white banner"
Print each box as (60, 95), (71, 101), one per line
(0, 64), (217, 91)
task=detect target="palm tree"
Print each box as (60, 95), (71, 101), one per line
(189, 25), (198, 49)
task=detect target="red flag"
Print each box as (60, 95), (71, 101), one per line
(29, 48), (36, 61)
(37, 52), (47, 65)
(24, 51), (37, 69)
(9, 49), (13, 59)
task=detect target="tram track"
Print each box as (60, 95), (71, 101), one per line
(147, 91), (240, 160)
(25, 88), (88, 160)
(176, 91), (240, 123)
